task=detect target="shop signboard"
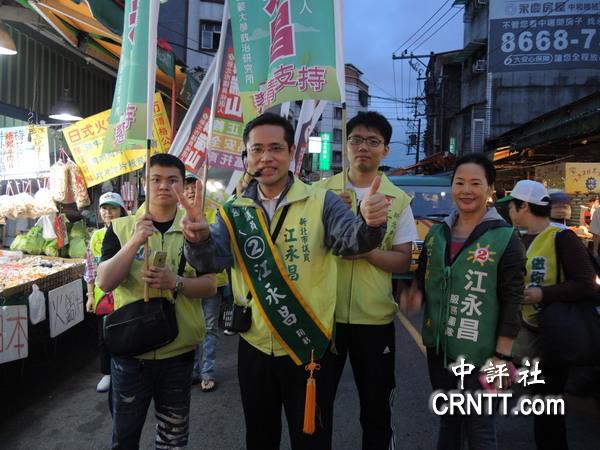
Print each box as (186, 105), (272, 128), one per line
(319, 132), (332, 171)
(535, 162), (600, 193)
(48, 279), (84, 338)
(0, 305), (28, 364)
(489, 0), (600, 72)
(0, 126), (50, 181)
(64, 93), (171, 187)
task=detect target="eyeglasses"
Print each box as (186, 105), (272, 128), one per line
(347, 136), (383, 148)
(247, 145), (288, 156)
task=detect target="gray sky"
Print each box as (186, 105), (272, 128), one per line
(344, 0), (465, 168)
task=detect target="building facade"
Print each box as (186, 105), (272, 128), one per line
(425, 0), (600, 157)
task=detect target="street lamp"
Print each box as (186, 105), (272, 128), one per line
(49, 88), (83, 121)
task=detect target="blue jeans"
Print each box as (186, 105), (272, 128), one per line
(110, 352), (194, 449)
(193, 288), (222, 381)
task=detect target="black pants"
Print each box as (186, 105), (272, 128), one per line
(96, 315), (111, 375)
(427, 349), (497, 450)
(333, 322), (396, 450)
(238, 337), (336, 450)
(532, 363), (569, 450)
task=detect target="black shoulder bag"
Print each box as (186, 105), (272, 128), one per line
(103, 250), (187, 358)
(223, 205), (290, 333)
(538, 236), (600, 366)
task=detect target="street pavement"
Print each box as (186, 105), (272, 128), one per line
(0, 313), (598, 449)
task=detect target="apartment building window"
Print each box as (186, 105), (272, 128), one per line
(200, 21), (221, 51)
(333, 128), (342, 143)
(334, 107), (343, 120)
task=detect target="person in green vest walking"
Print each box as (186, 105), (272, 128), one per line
(498, 179), (598, 450)
(315, 111), (417, 449)
(405, 153), (526, 450)
(84, 192), (127, 393)
(177, 112), (390, 450)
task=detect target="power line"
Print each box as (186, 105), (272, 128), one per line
(406, 5), (456, 52)
(393, 0), (452, 54)
(410, 6), (464, 52)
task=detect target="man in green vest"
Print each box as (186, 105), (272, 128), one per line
(96, 154), (217, 449)
(315, 111), (416, 449)
(177, 112), (390, 450)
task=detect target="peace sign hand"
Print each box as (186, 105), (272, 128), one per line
(174, 180), (210, 243)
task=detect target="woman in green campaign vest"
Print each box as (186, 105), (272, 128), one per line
(83, 192), (127, 394)
(403, 154), (526, 450)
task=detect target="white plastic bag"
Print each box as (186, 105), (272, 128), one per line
(35, 214), (58, 240)
(28, 284), (46, 325)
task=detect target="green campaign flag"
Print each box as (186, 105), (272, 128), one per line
(228, 0), (343, 120)
(103, 0), (160, 153)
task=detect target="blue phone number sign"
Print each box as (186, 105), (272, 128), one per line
(489, 1), (600, 72)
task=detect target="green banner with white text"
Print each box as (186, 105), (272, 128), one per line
(228, 0), (342, 119)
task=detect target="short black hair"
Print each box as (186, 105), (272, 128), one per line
(184, 177), (197, 185)
(511, 198), (551, 217)
(346, 111), (393, 145)
(145, 153), (185, 180)
(452, 153), (496, 186)
(243, 112), (294, 149)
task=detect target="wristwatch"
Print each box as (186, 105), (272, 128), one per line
(173, 275), (184, 295)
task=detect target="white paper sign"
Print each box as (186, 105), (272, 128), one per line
(48, 280), (84, 338)
(0, 305), (29, 364)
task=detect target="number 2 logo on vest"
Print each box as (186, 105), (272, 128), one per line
(467, 243), (496, 267)
(244, 236), (266, 260)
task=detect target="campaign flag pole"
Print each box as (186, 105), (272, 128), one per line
(200, 0), (230, 214)
(334, 0), (348, 190)
(102, 0), (160, 301)
(144, 1), (160, 302)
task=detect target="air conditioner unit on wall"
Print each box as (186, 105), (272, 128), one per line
(472, 59), (487, 73)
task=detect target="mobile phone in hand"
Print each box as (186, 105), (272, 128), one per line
(153, 251), (167, 268)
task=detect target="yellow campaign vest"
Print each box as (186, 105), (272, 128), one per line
(111, 207), (206, 360)
(89, 227), (108, 309)
(205, 208), (229, 288)
(230, 179), (338, 357)
(315, 172), (412, 324)
(522, 226), (560, 328)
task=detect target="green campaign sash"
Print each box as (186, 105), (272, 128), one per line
(221, 203), (330, 365)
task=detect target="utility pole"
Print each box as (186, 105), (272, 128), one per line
(416, 118), (421, 165)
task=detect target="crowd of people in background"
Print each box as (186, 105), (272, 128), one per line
(78, 111), (599, 450)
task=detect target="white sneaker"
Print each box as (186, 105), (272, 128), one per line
(96, 375), (111, 393)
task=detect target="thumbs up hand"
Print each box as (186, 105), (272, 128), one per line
(359, 176), (390, 227)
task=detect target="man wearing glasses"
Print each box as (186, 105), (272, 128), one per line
(178, 112), (391, 450)
(316, 111), (417, 449)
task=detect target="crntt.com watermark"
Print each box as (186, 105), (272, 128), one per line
(428, 356), (566, 416)
(430, 391), (565, 416)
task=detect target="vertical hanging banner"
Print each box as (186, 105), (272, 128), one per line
(103, 0), (160, 153)
(0, 305), (28, 365)
(169, 19), (246, 174)
(229, 0), (342, 120)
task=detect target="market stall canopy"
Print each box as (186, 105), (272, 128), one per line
(16, 0), (186, 99)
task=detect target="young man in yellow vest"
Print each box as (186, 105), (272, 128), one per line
(499, 179), (597, 450)
(315, 111), (417, 449)
(177, 112), (390, 450)
(97, 154), (217, 449)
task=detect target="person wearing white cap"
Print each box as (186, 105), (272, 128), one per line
(498, 179), (598, 450)
(83, 192), (127, 393)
